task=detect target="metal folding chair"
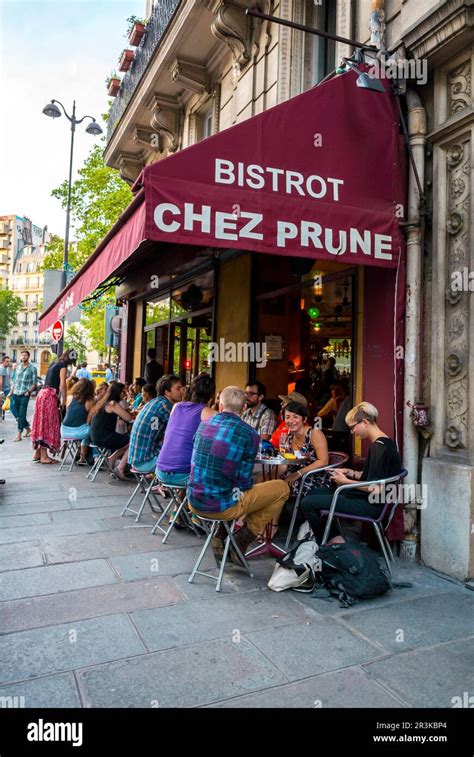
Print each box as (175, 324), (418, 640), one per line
(320, 468), (409, 576)
(188, 516), (254, 592)
(58, 438), (81, 472)
(121, 469), (164, 522)
(86, 445), (111, 482)
(284, 451), (349, 549)
(150, 481), (201, 542)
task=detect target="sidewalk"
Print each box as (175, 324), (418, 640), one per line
(0, 409), (473, 709)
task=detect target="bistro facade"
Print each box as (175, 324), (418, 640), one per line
(39, 0), (474, 581)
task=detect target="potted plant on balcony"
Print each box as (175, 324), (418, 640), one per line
(119, 48), (134, 72)
(107, 71), (121, 97)
(127, 15), (147, 46)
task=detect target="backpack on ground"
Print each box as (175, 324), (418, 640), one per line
(314, 541), (391, 607)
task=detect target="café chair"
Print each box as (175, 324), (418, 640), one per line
(151, 481), (201, 542)
(319, 468), (409, 576)
(188, 516), (254, 592)
(58, 438), (81, 472)
(86, 445), (112, 482)
(284, 451), (349, 549)
(121, 469), (164, 523)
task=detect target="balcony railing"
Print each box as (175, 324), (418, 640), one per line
(107, 0), (181, 144)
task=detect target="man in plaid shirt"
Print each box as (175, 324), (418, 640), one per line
(241, 381), (277, 440)
(187, 386), (289, 560)
(128, 374), (183, 472)
(10, 350), (37, 442)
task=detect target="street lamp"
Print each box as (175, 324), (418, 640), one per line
(42, 99), (103, 352)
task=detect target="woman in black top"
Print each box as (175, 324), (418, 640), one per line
(89, 382), (133, 480)
(31, 349), (77, 463)
(300, 401), (401, 544)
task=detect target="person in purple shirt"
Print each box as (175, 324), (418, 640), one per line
(187, 386), (289, 561)
(156, 373), (216, 487)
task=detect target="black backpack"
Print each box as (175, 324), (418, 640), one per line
(314, 541), (392, 608)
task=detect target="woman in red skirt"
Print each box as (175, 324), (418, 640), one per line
(31, 348), (77, 464)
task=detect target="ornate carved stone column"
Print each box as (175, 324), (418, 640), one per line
(421, 45), (474, 580)
(444, 140), (471, 453)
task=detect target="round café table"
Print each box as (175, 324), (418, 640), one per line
(245, 455), (293, 559)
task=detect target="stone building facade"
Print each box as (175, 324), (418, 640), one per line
(98, 0), (474, 580)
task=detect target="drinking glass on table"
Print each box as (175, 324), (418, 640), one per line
(279, 432), (288, 457)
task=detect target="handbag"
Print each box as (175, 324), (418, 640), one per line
(2, 396), (10, 411)
(267, 533), (320, 592)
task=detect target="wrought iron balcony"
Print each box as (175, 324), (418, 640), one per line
(107, 0), (181, 144)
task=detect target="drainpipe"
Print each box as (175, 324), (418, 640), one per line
(403, 89), (426, 485)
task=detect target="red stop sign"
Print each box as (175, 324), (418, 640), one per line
(51, 320), (64, 343)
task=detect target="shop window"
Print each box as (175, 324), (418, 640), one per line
(143, 270), (214, 383)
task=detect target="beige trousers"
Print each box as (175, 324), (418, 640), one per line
(190, 479), (290, 536)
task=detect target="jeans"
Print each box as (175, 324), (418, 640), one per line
(156, 469), (189, 487)
(132, 456), (158, 473)
(60, 423), (90, 447)
(10, 394), (30, 432)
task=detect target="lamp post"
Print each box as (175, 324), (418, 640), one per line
(42, 99), (103, 353)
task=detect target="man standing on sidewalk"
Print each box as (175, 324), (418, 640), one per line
(10, 350), (37, 442)
(0, 355), (12, 396)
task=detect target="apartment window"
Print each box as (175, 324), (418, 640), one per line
(17, 263), (21, 273)
(305, 0), (337, 88)
(32, 350), (37, 362)
(197, 103), (213, 141)
(12, 350), (17, 362)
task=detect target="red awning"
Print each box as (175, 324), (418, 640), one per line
(40, 68), (404, 332)
(40, 195), (146, 332)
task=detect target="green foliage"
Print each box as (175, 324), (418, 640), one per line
(126, 15), (147, 36)
(63, 323), (89, 363)
(0, 289), (23, 337)
(50, 143), (132, 271)
(80, 289), (116, 359)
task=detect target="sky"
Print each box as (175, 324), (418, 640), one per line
(0, 0), (144, 236)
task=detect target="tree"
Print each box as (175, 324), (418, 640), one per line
(0, 289), (23, 339)
(63, 323), (89, 363)
(47, 143), (132, 270)
(80, 291), (116, 359)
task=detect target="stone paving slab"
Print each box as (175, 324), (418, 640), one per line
(170, 571), (259, 599)
(363, 638), (474, 708)
(339, 592), (474, 652)
(0, 519), (110, 545)
(42, 529), (185, 564)
(247, 618), (387, 680)
(110, 546), (218, 580)
(76, 637), (288, 707)
(0, 614), (146, 685)
(0, 512), (51, 528)
(131, 590), (317, 652)
(208, 665), (406, 708)
(0, 558), (119, 602)
(1, 577), (186, 633)
(292, 565), (467, 617)
(0, 500), (72, 516)
(0, 673), (82, 708)
(0, 541), (44, 572)
(51, 506), (124, 524)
